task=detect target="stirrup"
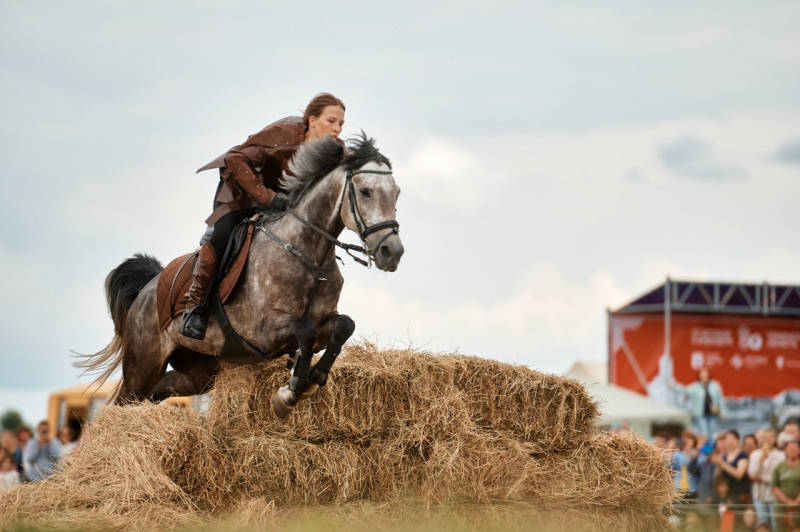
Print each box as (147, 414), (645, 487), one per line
(179, 306), (208, 340)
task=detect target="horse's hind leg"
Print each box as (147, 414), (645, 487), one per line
(271, 316), (316, 419)
(148, 370), (215, 402)
(114, 289), (171, 404)
(116, 337), (169, 404)
(148, 350), (221, 402)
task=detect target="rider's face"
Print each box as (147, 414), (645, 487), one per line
(307, 105), (344, 140)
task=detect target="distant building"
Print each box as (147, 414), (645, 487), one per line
(608, 278), (800, 434)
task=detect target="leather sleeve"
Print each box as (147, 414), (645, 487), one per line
(224, 146), (277, 205)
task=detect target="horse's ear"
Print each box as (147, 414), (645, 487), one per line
(344, 131), (391, 170)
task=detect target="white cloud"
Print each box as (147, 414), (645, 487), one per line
(339, 264), (631, 374)
(395, 137), (504, 214)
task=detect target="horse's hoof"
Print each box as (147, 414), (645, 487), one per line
(299, 370), (328, 399)
(299, 383), (319, 400)
(272, 385), (298, 419)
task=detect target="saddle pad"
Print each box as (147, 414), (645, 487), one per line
(156, 225), (254, 331)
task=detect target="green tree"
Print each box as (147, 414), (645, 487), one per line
(0, 409), (26, 431)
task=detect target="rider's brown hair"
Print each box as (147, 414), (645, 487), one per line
(303, 93), (345, 131)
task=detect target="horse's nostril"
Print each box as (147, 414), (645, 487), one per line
(380, 245), (391, 259)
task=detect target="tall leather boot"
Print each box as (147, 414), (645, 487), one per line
(179, 243), (218, 340)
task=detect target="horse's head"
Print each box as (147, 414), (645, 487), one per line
(282, 132), (404, 272)
(340, 134), (404, 272)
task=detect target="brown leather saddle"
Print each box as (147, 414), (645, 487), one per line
(156, 224), (254, 332)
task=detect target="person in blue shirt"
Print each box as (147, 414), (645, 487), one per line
(24, 421), (61, 481)
(672, 432), (700, 499)
(672, 367), (727, 438)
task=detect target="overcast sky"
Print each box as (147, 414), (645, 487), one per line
(2, 0), (799, 424)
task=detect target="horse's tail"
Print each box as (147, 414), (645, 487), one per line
(74, 253), (164, 385)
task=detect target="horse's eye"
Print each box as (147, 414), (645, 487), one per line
(359, 188), (371, 198)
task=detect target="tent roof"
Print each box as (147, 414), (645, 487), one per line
(588, 382), (691, 426)
(612, 279), (800, 317)
(566, 361), (607, 385)
(567, 360), (691, 433)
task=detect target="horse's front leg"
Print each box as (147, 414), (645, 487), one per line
(271, 315), (317, 419)
(300, 314), (355, 399)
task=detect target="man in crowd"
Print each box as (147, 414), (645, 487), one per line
(24, 421), (61, 481)
(749, 428), (785, 530)
(772, 439), (800, 532)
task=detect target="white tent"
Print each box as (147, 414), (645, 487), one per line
(567, 361), (691, 437)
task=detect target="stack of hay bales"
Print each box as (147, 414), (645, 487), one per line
(0, 343), (674, 531)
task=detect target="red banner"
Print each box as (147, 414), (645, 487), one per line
(609, 313), (800, 397)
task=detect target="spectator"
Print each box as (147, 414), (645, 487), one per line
(672, 432), (699, 499)
(58, 425), (77, 455)
(749, 428), (785, 531)
(744, 434), (758, 456)
(713, 430), (751, 503)
(654, 432), (669, 448)
(713, 476), (735, 506)
(756, 524), (770, 532)
(0, 430), (17, 465)
(14, 426), (32, 477)
(24, 421), (61, 481)
(672, 367), (727, 438)
(683, 509), (706, 532)
(772, 439), (800, 532)
(778, 421), (800, 451)
(0, 452), (19, 489)
(692, 434), (726, 508)
(742, 506), (758, 531)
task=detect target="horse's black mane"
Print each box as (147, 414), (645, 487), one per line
(259, 131), (391, 221)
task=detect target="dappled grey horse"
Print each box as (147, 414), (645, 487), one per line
(77, 134), (404, 418)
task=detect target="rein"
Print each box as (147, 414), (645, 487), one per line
(252, 168), (399, 316)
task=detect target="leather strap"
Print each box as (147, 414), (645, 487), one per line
(211, 296), (274, 361)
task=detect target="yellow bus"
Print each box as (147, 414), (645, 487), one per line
(47, 380), (195, 431)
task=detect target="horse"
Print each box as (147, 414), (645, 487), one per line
(77, 133), (404, 418)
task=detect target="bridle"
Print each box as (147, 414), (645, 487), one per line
(337, 168), (400, 266)
(256, 167), (400, 270)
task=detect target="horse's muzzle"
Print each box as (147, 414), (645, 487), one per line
(374, 234), (404, 272)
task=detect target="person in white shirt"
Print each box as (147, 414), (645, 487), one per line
(0, 453), (20, 489)
(748, 428), (785, 530)
(58, 425), (78, 455)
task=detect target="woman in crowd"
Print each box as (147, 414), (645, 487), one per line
(58, 425), (78, 455)
(713, 430), (751, 503)
(0, 450), (20, 489)
(749, 428), (785, 531)
(672, 367), (727, 438)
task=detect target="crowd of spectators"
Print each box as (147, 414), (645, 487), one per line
(0, 420), (81, 490)
(664, 419), (800, 532)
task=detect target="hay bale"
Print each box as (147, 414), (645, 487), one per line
(209, 343), (598, 450)
(208, 431), (672, 510)
(0, 403), (217, 531)
(1, 346), (672, 532)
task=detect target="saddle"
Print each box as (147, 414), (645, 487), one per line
(156, 224), (254, 332)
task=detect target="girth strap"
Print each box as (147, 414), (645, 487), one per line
(211, 296), (275, 362)
(255, 223), (336, 317)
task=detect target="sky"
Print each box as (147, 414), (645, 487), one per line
(1, 0), (799, 425)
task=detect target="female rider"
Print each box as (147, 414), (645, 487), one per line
(181, 93), (346, 339)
